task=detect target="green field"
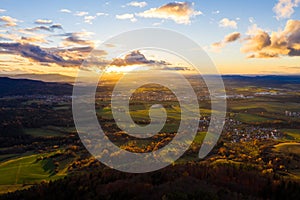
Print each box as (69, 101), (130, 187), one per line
(0, 151), (68, 194)
(23, 126), (76, 137)
(235, 113), (272, 123)
(0, 151), (34, 162)
(281, 129), (300, 141)
(24, 128), (63, 137)
(97, 103), (203, 121)
(228, 97), (300, 113)
(53, 106), (70, 111)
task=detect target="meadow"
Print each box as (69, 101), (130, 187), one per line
(0, 150), (68, 194)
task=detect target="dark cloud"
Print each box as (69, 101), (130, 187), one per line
(111, 51), (170, 66)
(50, 24), (63, 30)
(288, 48), (300, 56)
(61, 32), (94, 47)
(63, 36), (93, 46)
(25, 24), (63, 32)
(0, 42), (86, 67)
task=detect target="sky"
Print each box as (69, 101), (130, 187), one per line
(0, 0), (300, 76)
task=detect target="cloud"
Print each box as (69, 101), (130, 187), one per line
(210, 42), (224, 52)
(0, 30), (49, 44)
(136, 2), (202, 25)
(152, 20), (164, 26)
(75, 11), (89, 16)
(0, 16), (19, 27)
(211, 32), (241, 51)
(0, 32), (18, 41)
(249, 17), (255, 23)
(25, 26), (51, 32)
(0, 42), (180, 72)
(0, 42), (103, 67)
(116, 13), (137, 22)
(247, 52), (279, 58)
(212, 10), (220, 14)
(55, 47), (107, 67)
(241, 20), (300, 58)
(219, 18), (237, 29)
(0, 43), (73, 66)
(35, 19), (53, 25)
(84, 16), (96, 24)
(242, 30), (271, 52)
(111, 51), (170, 66)
(77, 13), (108, 24)
(20, 36), (48, 44)
(127, 1), (148, 8)
(61, 32), (95, 47)
(96, 12), (108, 16)
(60, 9), (71, 13)
(0, 9), (6, 13)
(273, 0), (299, 20)
(50, 24), (63, 30)
(160, 66), (191, 71)
(25, 24), (63, 32)
(74, 11), (107, 24)
(109, 51), (191, 71)
(224, 32), (241, 43)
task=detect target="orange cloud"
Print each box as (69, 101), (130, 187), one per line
(224, 32), (241, 42)
(0, 16), (18, 27)
(137, 2), (202, 24)
(242, 30), (271, 52)
(19, 36), (48, 44)
(242, 20), (300, 58)
(211, 32), (241, 51)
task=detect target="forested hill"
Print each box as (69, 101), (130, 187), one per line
(222, 75), (300, 88)
(0, 77), (73, 97)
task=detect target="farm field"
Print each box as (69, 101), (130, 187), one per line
(234, 113), (272, 123)
(281, 129), (300, 141)
(0, 151), (70, 194)
(24, 126), (75, 137)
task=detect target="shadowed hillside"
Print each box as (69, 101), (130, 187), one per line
(0, 77), (72, 97)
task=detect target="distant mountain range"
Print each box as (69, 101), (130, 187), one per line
(1, 75), (300, 97)
(222, 75), (300, 88)
(222, 75), (300, 83)
(0, 77), (73, 97)
(0, 73), (75, 83)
